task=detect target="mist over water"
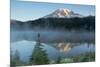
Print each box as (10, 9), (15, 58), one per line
(10, 30), (95, 43)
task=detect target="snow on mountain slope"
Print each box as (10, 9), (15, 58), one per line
(44, 8), (83, 18)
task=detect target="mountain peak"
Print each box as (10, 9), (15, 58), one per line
(56, 8), (71, 12)
(44, 8), (83, 18)
(54, 8), (73, 17)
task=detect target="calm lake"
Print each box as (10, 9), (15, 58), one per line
(10, 30), (95, 62)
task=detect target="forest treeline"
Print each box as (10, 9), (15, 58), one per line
(11, 16), (95, 31)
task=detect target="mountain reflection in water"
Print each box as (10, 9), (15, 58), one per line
(50, 42), (94, 53)
(11, 40), (95, 62)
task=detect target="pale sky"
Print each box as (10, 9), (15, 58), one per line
(11, 0), (95, 21)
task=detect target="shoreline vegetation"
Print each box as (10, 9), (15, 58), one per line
(10, 51), (95, 66)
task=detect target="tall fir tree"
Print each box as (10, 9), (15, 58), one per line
(30, 33), (49, 65)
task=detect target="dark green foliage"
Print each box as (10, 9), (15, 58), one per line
(28, 16), (95, 31)
(56, 56), (61, 63)
(11, 16), (95, 31)
(73, 52), (95, 62)
(55, 52), (95, 64)
(10, 50), (21, 66)
(30, 33), (49, 65)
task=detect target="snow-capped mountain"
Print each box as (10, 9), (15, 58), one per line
(44, 8), (83, 18)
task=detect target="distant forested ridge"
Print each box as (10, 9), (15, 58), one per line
(11, 16), (95, 31)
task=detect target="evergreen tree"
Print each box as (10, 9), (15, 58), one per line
(30, 33), (49, 65)
(11, 50), (21, 66)
(56, 56), (61, 63)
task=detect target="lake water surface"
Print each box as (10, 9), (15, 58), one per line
(11, 31), (95, 62)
